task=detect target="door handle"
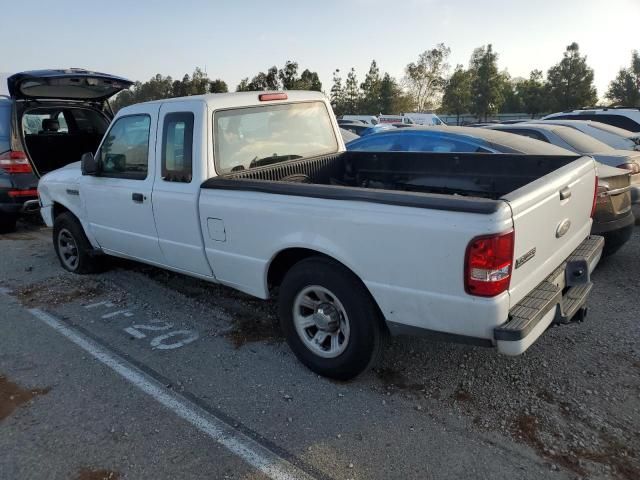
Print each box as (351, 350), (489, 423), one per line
(559, 186), (571, 200)
(132, 193), (145, 203)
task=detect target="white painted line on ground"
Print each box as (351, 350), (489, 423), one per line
(28, 308), (316, 480)
(85, 300), (115, 309)
(101, 309), (134, 319)
(123, 326), (147, 339)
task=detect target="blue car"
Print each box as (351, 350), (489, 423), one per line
(345, 126), (571, 154)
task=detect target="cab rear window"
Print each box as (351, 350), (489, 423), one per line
(213, 101), (338, 174)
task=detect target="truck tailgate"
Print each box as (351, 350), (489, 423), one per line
(503, 156), (596, 306)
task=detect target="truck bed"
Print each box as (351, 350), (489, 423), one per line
(202, 151), (581, 214)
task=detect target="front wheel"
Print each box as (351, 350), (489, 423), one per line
(278, 257), (383, 380)
(53, 212), (101, 274)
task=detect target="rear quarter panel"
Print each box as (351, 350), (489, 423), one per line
(199, 189), (514, 339)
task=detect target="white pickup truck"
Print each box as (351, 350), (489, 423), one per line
(38, 91), (604, 379)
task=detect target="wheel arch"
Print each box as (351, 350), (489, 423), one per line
(266, 247), (388, 330)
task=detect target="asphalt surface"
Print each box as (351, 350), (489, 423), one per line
(0, 220), (638, 480)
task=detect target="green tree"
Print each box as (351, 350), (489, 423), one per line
(236, 78), (250, 92)
(209, 79), (228, 93)
(518, 70), (549, 117)
(404, 43), (450, 111)
(440, 65), (472, 125)
(499, 73), (523, 113)
(379, 73), (397, 114)
(360, 60), (382, 114)
(329, 69), (346, 115)
(296, 69), (322, 91)
(278, 61), (299, 90)
(547, 42), (598, 111)
(344, 68), (361, 114)
(469, 44), (504, 121)
(606, 50), (640, 107)
(246, 66), (280, 91)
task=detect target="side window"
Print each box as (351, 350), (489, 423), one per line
(351, 134), (399, 151)
(161, 112), (194, 183)
(596, 114), (640, 132)
(99, 115), (150, 180)
(413, 136), (485, 152)
(55, 112), (69, 133)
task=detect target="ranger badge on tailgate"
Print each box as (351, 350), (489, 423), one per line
(515, 247), (536, 269)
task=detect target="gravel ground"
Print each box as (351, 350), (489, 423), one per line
(1, 219), (638, 479)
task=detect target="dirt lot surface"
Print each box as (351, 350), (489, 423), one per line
(0, 220), (638, 479)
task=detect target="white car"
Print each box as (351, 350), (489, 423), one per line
(340, 115), (378, 125)
(38, 91), (602, 379)
(535, 119), (640, 151)
(544, 108), (640, 133)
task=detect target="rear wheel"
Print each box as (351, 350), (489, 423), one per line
(278, 257), (383, 380)
(53, 212), (100, 274)
(0, 214), (18, 234)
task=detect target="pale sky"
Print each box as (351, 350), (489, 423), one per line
(1, 0), (638, 100)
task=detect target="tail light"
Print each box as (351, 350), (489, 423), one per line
(616, 162), (640, 174)
(590, 176), (599, 218)
(8, 188), (38, 198)
(0, 151), (33, 173)
(464, 230), (514, 297)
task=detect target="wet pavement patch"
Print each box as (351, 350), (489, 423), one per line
(15, 277), (101, 308)
(0, 375), (51, 421)
(74, 469), (120, 480)
(224, 310), (282, 348)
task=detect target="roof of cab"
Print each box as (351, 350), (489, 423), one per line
(119, 90), (328, 114)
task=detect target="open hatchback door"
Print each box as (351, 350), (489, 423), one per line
(7, 69), (133, 103)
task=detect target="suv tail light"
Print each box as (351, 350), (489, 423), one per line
(464, 230), (514, 297)
(0, 151), (32, 173)
(616, 162), (640, 174)
(591, 176), (599, 218)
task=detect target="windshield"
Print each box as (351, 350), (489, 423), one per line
(553, 127), (615, 153)
(214, 101), (338, 173)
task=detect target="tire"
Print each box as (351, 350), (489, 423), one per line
(278, 256), (383, 380)
(53, 212), (100, 274)
(0, 214), (18, 234)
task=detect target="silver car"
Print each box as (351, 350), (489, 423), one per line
(483, 123), (640, 218)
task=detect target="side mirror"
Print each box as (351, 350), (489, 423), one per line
(81, 152), (99, 176)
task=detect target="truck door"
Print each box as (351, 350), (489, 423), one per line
(80, 103), (164, 264)
(151, 101), (213, 277)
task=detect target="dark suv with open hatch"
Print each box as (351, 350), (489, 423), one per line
(0, 69), (132, 232)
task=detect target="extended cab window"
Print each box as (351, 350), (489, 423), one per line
(162, 112), (193, 182)
(99, 115), (150, 180)
(214, 101), (338, 173)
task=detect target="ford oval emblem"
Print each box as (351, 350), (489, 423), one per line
(556, 219), (571, 238)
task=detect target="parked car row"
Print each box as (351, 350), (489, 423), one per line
(346, 126), (637, 255)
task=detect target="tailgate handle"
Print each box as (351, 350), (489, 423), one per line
(559, 186), (572, 200)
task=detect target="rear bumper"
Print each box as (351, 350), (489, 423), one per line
(591, 209), (635, 235)
(0, 198), (40, 216)
(494, 235), (604, 355)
